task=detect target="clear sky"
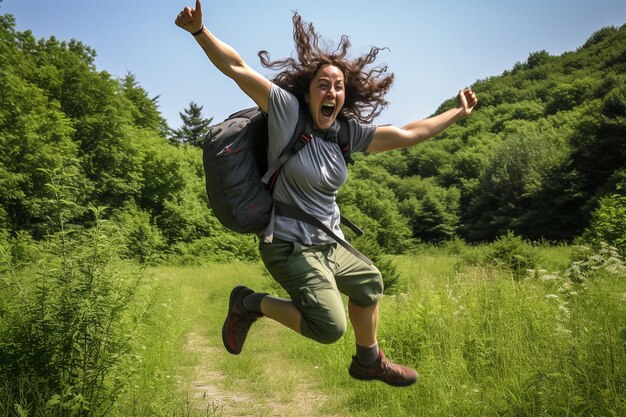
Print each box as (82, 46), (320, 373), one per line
(2, 0), (626, 129)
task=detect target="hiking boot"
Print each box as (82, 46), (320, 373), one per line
(348, 349), (418, 387)
(222, 285), (262, 355)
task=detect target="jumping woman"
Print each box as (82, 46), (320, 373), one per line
(175, 0), (477, 387)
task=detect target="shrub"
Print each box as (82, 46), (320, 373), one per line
(112, 203), (166, 264)
(565, 242), (626, 283)
(0, 159), (152, 417)
(484, 231), (539, 277)
(0, 209), (150, 417)
(583, 185), (626, 255)
(442, 236), (470, 256)
(166, 233), (259, 265)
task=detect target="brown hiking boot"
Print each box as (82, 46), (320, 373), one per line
(348, 349), (418, 387)
(221, 286), (262, 355)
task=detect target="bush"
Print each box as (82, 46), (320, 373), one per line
(112, 203), (166, 264)
(484, 231), (539, 277)
(565, 243), (626, 283)
(583, 181), (626, 255)
(0, 208), (151, 417)
(354, 235), (401, 294)
(442, 236), (470, 256)
(166, 233), (259, 265)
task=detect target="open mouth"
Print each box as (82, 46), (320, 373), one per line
(321, 103), (335, 118)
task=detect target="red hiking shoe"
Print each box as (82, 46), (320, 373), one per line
(348, 349), (418, 387)
(221, 286), (262, 355)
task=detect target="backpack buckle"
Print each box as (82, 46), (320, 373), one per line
(292, 133), (312, 152)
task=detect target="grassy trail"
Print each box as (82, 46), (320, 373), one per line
(138, 262), (344, 417)
(122, 246), (626, 417)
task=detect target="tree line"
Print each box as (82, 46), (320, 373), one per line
(1, 13), (625, 261)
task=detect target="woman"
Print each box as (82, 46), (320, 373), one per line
(176, 0), (477, 387)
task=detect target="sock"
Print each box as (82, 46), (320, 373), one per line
(356, 343), (379, 367)
(242, 292), (267, 314)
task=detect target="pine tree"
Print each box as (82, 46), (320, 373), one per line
(169, 101), (212, 146)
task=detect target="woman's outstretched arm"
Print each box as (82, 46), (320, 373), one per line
(367, 88), (478, 153)
(175, 0), (272, 112)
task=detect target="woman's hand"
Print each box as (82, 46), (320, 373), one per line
(175, 0), (203, 34)
(457, 88), (478, 117)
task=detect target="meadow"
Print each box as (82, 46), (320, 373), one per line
(2, 14), (625, 417)
(101, 242), (626, 417)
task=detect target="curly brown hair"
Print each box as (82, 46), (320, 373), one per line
(258, 13), (394, 124)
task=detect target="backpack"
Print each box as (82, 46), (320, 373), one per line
(202, 106), (372, 265)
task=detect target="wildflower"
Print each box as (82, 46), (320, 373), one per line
(558, 304), (571, 317)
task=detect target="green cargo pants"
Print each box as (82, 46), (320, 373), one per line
(259, 238), (384, 344)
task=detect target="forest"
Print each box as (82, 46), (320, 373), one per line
(1, 16), (625, 261)
(0, 9), (625, 417)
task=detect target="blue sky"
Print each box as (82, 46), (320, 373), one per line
(2, 0), (626, 129)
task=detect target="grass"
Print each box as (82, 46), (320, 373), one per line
(112, 244), (625, 417)
(111, 263), (267, 416)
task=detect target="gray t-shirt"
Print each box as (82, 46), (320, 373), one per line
(264, 84), (376, 245)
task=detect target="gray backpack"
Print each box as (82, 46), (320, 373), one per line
(202, 106), (371, 264)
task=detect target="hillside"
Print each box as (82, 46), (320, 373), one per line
(1, 13), (625, 258)
(357, 24), (626, 245)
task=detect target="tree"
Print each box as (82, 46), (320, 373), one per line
(121, 73), (169, 135)
(169, 101), (212, 146)
(0, 70), (89, 237)
(339, 164), (412, 253)
(463, 127), (568, 241)
(394, 177), (460, 243)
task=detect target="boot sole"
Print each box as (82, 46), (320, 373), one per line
(221, 285), (248, 355)
(349, 368), (418, 387)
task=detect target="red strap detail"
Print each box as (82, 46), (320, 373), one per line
(268, 168), (281, 193)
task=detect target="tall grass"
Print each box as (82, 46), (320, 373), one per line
(5, 218), (622, 417)
(111, 262), (269, 417)
(279, 242), (626, 416)
(0, 169), (153, 417)
(0, 209), (151, 417)
(106, 240), (625, 416)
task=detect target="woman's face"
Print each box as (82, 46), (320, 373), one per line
(306, 64), (345, 131)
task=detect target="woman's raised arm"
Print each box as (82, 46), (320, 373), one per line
(367, 88), (478, 153)
(175, 0), (272, 112)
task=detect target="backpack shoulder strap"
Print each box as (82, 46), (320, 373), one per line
(337, 117), (355, 165)
(261, 104), (310, 187)
(274, 201), (372, 265)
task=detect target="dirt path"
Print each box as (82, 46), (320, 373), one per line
(184, 326), (342, 417)
(185, 332), (252, 416)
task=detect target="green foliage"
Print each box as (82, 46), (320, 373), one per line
(0, 15), (243, 263)
(0, 153), (153, 416)
(121, 73), (168, 135)
(169, 101), (212, 146)
(112, 202), (166, 264)
(483, 231), (539, 277)
(464, 126), (569, 241)
(0, 70), (89, 237)
(565, 243), (626, 283)
(583, 26), (619, 48)
(0, 207), (151, 417)
(167, 233), (259, 265)
(352, 234), (401, 295)
(339, 163), (412, 253)
(395, 177), (461, 243)
(583, 181), (626, 255)
(569, 78), (626, 194)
